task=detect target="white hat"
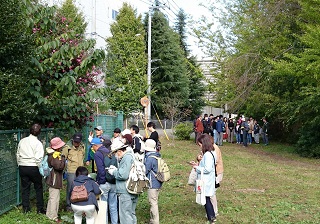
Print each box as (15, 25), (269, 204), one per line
(121, 129), (131, 136)
(145, 139), (156, 152)
(111, 139), (128, 153)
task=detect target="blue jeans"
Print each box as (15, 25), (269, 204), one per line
(247, 133), (252, 144)
(204, 196), (215, 221)
(118, 193), (138, 224)
(263, 133), (269, 145)
(236, 133), (241, 143)
(100, 183), (118, 224)
(213, 130), (219, 144)
(66, 172), (76, 207)
(243, 130), (248, 146)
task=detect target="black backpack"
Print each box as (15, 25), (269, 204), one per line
(99, 151), (118, 184)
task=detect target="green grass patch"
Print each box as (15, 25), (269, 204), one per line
(1, 139), (319, 223)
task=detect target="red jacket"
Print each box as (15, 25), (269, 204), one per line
(195, 119), (204, 133)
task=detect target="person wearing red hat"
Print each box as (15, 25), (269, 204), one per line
(45, 137), (66, 222)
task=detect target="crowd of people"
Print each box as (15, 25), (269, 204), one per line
(15, 116), (269, 223)
(194, 114), (270, 147)
(16, 122), (162, 224)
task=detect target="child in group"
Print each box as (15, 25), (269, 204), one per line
(46, 137), (66, 222)
(70, 166), (101, 224)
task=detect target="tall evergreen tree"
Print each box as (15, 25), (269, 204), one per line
(174, 9), (206, 118)
(145, 9), (189, 118)
(0, 0), (35, 129)
(105, 3), (147, 117)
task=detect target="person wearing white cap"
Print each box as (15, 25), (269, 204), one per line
(144, 139), (163, 224)
(86, 125), (109, 172)
(107, 141), (137, 224)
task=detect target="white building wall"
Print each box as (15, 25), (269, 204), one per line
(46, 0), (149, 49)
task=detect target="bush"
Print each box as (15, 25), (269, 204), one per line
(174, 122), (193, 140)
(296, 118), (320, 158)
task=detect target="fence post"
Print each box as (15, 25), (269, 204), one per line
(16, 129), (21, 205)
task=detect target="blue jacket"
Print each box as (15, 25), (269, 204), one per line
(94, 145), (110, 185)
(69, 175), (101, 211)
(216, 119), (223, 133)
(145, 152), (163, 189)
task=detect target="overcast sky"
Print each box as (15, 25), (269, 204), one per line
(130, 0), (210, 59)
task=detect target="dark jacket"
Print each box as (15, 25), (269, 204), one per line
(216, 119), (223, 133)
(46, 148), (66, 189)
(145, 151), (163, 189)
(94, 145), (110, 185)
(145, 131), (159, 143)
(69, 175), (101, 212)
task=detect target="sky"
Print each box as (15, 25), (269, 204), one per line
(129, 0), (210, 59)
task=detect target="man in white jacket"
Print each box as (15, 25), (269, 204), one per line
(16, 124), (45, 214)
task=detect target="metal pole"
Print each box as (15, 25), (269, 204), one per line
(147, 7), (152, 123)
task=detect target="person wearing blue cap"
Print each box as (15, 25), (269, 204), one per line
(91, 137), (118, 224)
(86, 126), (110, 173)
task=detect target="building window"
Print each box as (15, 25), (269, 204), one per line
(112, 9), (118, 20)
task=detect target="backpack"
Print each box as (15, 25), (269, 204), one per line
(99, 150), (118, 184)
(39, 154), (52, 177)
(138, 136), (146, 153)
(126, 154), (150, 194)
(156, 140), (161, 151)
(103, 153), (118, 184)
(149, 156), (170, 182)
(70, 181), (89, 203)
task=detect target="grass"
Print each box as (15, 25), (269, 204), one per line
(1, 138), (319, 223)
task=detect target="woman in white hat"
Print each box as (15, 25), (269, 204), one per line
(144, 139), (163, 224)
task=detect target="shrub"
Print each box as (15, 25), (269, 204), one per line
(296, 117), (320, 158)
(174, 122), (193, 140)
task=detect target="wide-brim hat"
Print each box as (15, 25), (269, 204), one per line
(50, 137), (66, 150)
(145, 139), (156, 152)
(121, 129), (131, 136)
(111, 139), (128, 153)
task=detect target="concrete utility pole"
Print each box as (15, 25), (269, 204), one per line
(147, 2), (166, 122)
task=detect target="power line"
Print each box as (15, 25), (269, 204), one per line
(136, 0), (153, 6)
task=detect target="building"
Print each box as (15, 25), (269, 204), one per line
(47, 0), (149, 49)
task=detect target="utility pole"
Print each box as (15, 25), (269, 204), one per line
(147, 2), (166, 123)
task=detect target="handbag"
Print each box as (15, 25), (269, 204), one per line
(210, 152), (220, 188)
(94, 195), (107, 224)
(195, 169), (206, 205)
(188, 168), (197, 186)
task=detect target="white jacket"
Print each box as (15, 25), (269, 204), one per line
(16, 134), (44, 167)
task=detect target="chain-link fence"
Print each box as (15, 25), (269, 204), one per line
(0, 113), (123, 215)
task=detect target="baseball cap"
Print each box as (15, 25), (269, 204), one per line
(94, 126), (103, 131)
(72, 133), (83, 143)
(90, 137), (102, 145)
